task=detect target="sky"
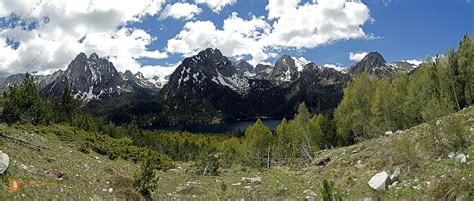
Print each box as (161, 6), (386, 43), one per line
(0, 0), (472, 78)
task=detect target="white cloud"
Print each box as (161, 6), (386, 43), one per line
(168, 0), (373, 65)
(195, 0), (236, 13)
(265, 0), (300, 20)
(323, 63), (346, 72)
(166, 13), (270, 65)
(159, 2), (202, 20)
(349, 52), (368, 62)
(0, 0), (168, 77)
(404, 59), (423, 67)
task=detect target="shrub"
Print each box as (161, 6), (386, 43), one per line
(442, 115), (470, 152)
(320, 179), (343, 201)
(111, 174), (141, 201)
(390, 135), (421, 169)
(134, 150), (161, 198)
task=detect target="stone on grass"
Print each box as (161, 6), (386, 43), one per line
(0, 152), (9, 174)
(455, 153), (467, 163)
(390, 167), (401, 181)
(384, 131), (393, 136)
(368, 171), (391, 191)
(394, 130), (404, 135)
(388, 181), (398, 189)
(448, 152), (456, 159)
(242, 176), (262, 184)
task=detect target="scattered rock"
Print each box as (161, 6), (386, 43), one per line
(303, 189), (316, 196)
(388, 181), (398, 189)
(412, 184), (421, 190)
(108, 188), (113, 193)
(306, 196), (315, 201)
(0, 152), (10, 174)
(394, 130), (404, 135)
(455, 153), (467, 163)
(436, 120), (442, 125)
(242, 176), (262, 184)
(363, 198), (372, 201)
(368, 171), (391, 191)
(316, 157), (331, 166)
(384, 131), (393, 136)
(390, 167), (401, 181)
(448, 152), (456, 159)
(244, 186), (252, 191)
(355, 160), (363, 168)
(231, 182), (241, 186)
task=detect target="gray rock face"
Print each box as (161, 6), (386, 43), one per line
(162, 48), (249, 95)
(43, 52), (126, 101)
(0, 152), (9, 174)
(268, 55), (300, 84)
(254, 64), (272, 79)
(0, 52), (156, 102)
(234, 60), (254, 75)
(368, 171), (391, 191)
(348, 52), (399, 77)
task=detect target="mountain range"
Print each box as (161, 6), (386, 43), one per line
(0, 49), (421, 125)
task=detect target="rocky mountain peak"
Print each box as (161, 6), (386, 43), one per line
(361, 52), (387, 66)
(348, 51), (396, 77)
(268, 55), (299, 84)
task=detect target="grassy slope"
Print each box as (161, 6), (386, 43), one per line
(0, 107), (473, 199)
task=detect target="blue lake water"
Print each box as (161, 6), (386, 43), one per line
(148, 119), (282, 134)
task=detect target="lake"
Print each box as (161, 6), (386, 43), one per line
(147, 119), (282, 134)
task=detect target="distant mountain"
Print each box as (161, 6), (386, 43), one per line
(0, 53), (157, 102)
(0, 70), (63, 92)
(268, 55), (300, 84)
(162, 48), (249, 96)
(234, 60), (255, 77)
(347, 52), (420, 77)
(159, 48), (350, 124)
(254, 63), (272, 79)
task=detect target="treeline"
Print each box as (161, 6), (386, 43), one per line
(335, 34), (473, 144)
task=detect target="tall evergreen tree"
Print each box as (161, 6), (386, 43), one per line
(56, 81), (78, 123)
(2, 73), (50, 124)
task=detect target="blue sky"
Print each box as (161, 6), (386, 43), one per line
(0, 0), (472, 77)
(134, 0), (473, 67)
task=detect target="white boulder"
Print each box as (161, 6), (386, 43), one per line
(368, 171), (391, 191)
(455, 154), (467, 163)
(394, 130), (404, 135)
(384, 131), (394, 136)
(0, 152), (9, 174)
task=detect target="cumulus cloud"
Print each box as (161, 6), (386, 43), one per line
(167, 0), (373, 65)
(159, 2), (202, 20)
(404, 59), (423, 67)
(0, 0), (167, 76)
(323, 64), (346, 72)
(195, 0), (236, 13)
(349, 52), (368, 62)
(265, 0), (300, 20)
(166, 12), (270, 65)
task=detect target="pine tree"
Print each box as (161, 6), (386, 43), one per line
(134, 150), (160, 198)
(457, 34), (474, 105)
(2, 73), (50, 124)
(57, 82), (78, 123)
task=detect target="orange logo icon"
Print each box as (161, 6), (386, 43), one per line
(8, 178), (21, 191)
